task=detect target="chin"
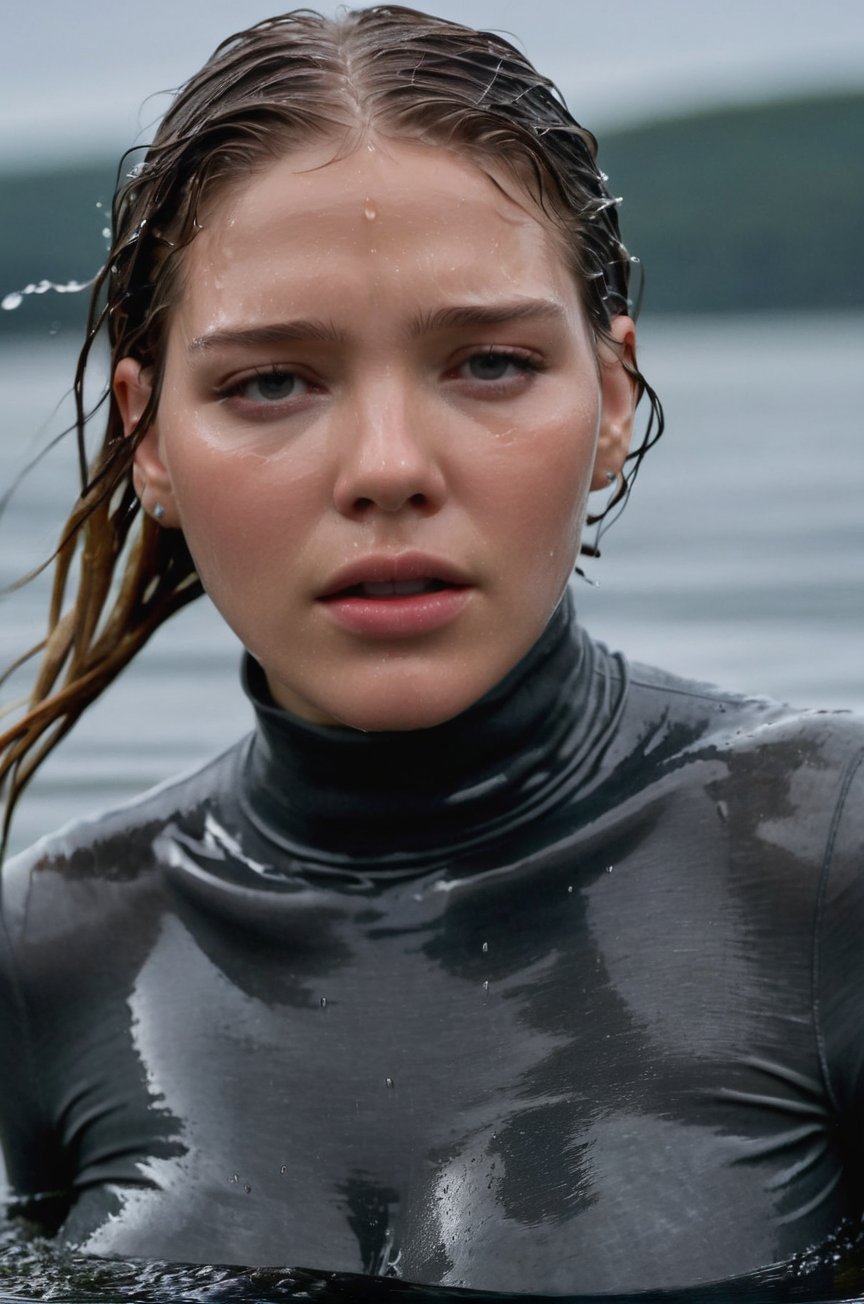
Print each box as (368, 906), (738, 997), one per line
(316, 673), (490, 734)
(332, 696), (473, 734)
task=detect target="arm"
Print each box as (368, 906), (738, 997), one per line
(815, 745), (864, 1194)
(0, 850), (72, 1232)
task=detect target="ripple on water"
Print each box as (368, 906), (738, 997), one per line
(4, 1222), (864, 1303)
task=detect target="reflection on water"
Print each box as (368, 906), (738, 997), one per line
(3, 1221), (864, 1304)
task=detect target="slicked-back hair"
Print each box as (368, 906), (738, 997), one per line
(0, 5), (663, 851)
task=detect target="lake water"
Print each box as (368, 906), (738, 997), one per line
(0, 314), (863, 1301)
(1, 313), (862, 857)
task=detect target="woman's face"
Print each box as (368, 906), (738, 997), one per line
(116, 139), (636, 731)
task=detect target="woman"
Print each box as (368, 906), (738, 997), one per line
(1, 6), (862, 1297)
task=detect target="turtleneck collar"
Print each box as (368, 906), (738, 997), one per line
(238, 589), (628, 870)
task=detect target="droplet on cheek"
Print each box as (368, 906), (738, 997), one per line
(364, 198), (377, 222)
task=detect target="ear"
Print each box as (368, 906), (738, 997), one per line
(113, 357), (180, 527)
(591, 314), (638, 492)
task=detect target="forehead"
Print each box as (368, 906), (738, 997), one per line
(174, 138), (581, 328)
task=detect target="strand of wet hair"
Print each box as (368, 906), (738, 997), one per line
(0, 441), (202, 860)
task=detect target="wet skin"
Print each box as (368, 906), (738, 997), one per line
(115, 138), (636, 732)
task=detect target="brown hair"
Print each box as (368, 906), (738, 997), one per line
(0, 4), (663, 851)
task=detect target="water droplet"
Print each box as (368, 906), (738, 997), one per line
(481, 941), (488, 953)
(230, 1173), (239, 1184)
(280, 1164), (287, 1174)
(243, 1183), (252, 1194)
(385, 1076), (395, 1089)
(567, 884), (574, 894)
(95, 200), (103, 210)
(2, 278), (89, 312)
(482, 980), (489, 992)
(605, 865), (614, 873)
(716, 800), (728, 822)
(102, 226), (111, 240)
(364, 198), (377, 221)
(320, 996), (327, 1009)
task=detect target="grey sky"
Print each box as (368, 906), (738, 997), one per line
(3, 0), (863, 166)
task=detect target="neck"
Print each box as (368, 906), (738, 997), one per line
(239, 591), (628, 871)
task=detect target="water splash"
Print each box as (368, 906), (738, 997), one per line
(2, 278), (90, 312)
(1, 1217), (863, 1303)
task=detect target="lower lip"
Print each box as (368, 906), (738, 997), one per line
(319, 587), (473, 637)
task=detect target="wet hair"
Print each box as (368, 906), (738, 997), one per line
(0, 4), (663, 849)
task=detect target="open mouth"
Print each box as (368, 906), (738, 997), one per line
(332, 578), (456, 599)
(318, 565), (473, 634)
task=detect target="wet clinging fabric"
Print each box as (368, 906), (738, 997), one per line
(1, 592), (863, 1295)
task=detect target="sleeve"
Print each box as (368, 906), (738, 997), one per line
(815, 744), (864, 1166)
(0, 852), (72, 1230)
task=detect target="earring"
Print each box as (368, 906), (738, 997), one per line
(604, 470), (616, 485)
(152, 502), (166, 522)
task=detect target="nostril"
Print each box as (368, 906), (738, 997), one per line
(409, 493), (427, 507)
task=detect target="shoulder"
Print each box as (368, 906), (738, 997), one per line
(625, 654), (864, 761)
(0, 736), (249, 948)
(607, 652), (864, 850)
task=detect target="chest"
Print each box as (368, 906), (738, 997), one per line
(58, 854), (845, 1291)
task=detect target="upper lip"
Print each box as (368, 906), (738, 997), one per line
(319, 552), (473, 598)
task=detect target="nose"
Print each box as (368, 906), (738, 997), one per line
(331, 386), (447, 519)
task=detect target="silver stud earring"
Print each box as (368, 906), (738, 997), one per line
(605, 470), (616, 484)
(152, 502), (166, 522)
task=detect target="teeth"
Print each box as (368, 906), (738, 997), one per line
(361, 579), (432, 596)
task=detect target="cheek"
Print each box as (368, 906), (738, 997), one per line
(476, 403), (599, 553)
(164, 436), (321, 593)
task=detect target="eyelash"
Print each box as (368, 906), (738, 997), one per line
(214, 348), (545, 411)
(452, 348), (544, 385)
(215, 367), (313, 406)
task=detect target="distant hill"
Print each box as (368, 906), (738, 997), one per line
(0, 91), (862, 337)
(599, 92), (864, 313)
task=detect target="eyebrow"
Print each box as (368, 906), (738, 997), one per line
(187, 299), (567, 354)
(188, 320), (346, 353)
(408, 300), (567, 335)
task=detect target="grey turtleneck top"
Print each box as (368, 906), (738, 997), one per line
(1, 595), (863, 1297)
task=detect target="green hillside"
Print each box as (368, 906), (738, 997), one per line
(599, 92), (864, 313)
(1, 91), (862, 337)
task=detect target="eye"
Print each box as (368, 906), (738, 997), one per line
(454, 349), (541, 385)
(237, 368), (308, 403)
